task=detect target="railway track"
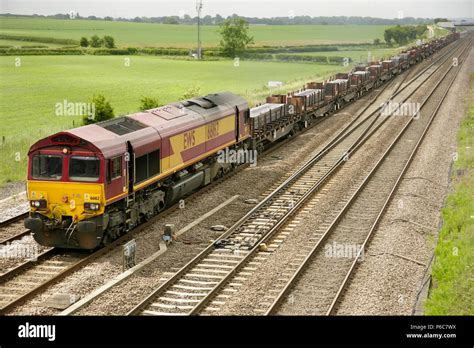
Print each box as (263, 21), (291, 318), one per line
(126, 38), (469, 316)
(0, 228), (31, 246)
(0, 212), (28, 229)
(0, 212), (30, 246)
(270, 39), (471, 316)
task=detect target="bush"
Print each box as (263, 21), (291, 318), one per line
(139, 97), (161, 111)
(103, 35), (115, 49)
(139, 47), (188, 56)
(80, 37), (89, 47)
(127, 47), (138, 54)
(82, 95), (114, 125)
(92, 49), (129, 55)
(0, 48), (84, 56)
(373, 38), (381, 45)
(90, 35), (102, 48)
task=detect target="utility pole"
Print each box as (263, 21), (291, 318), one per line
(196, 0), (203, 59)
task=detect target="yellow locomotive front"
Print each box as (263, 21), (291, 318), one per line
(25, 133), (108, 249)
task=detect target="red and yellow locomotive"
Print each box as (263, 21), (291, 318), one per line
(25, 92), (250, 249)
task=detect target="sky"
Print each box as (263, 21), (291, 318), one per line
(1, 0), (473, 20)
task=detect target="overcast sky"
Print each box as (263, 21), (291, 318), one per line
(1, 0), (473, 19)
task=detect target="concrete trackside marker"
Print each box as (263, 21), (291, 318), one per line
(58, 195), (239, 315)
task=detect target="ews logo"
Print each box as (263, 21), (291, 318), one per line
(184, 130), (196, 149)
(207, 122), (219, 140)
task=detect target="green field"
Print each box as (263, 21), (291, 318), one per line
(0, 16), (389, 47)
(0, 55), (345, 184)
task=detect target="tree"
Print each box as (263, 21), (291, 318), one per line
(218, 17), (254, 57)
(384, 25), (427, 47)
(163, 17), (179, 24)
(384, 28), (393, 45)
(391, 26), (406, 45)
(90, 34), (102, 48)
(373, 38), (381, 45)
(103, 35), (115, 48)
(139, 97), (161, 111)
(80, 37), (89, 47)
(83, 95), (114, 125)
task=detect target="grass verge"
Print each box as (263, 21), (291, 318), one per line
(424, 73), (474, 315)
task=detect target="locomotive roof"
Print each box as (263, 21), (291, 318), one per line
(31, 92), (247, 159)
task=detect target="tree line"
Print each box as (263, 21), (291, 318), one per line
(383, 25), (427, 45)
(80, 35), (115, 48)
(2, 13), (436, 25)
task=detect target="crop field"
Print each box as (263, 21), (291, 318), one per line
(0, 16), (390, 47)
(0, 55), (345, 184)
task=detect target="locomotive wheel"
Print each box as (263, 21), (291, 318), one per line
(102, 232), (114, 246)
(215, 168), (224, 179)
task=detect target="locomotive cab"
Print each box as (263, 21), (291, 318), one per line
(25, 132), (109, 249)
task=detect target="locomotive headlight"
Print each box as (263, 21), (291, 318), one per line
(30, 199), (47, 209)
(84, 202), (100, 211)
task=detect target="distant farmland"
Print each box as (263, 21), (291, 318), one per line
(0, 16), (390, 47)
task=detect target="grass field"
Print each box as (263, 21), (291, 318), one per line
(424, 73), (474, 315)
(0, 16), (389, 47)
(0, 39), (66, 47)
(0, 55), (345, 184)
